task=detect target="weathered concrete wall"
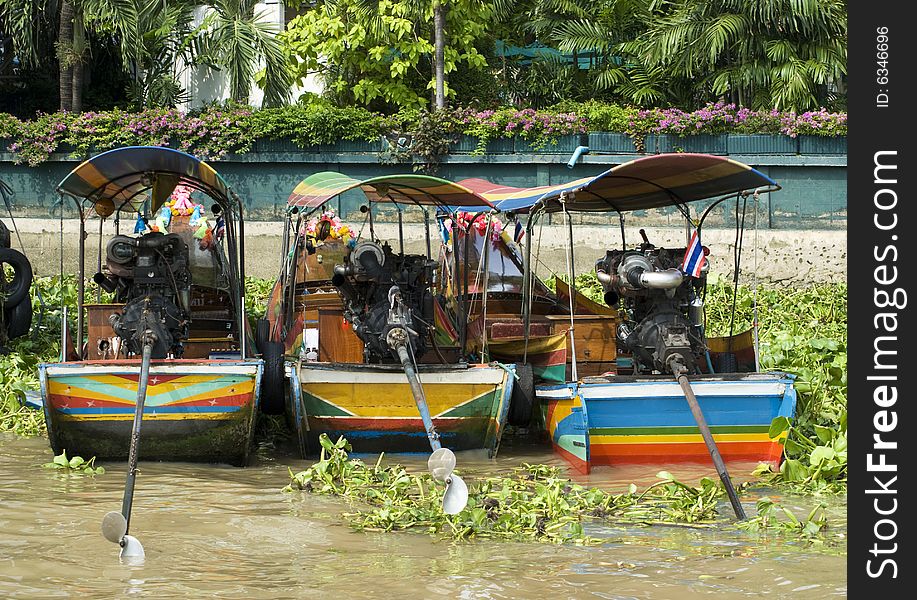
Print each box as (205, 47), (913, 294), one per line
(9, 219), (845, 286)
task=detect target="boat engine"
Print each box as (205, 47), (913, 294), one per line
(331, 241), (436, 362)
(94, 232), (191, 358)
(595, 235), (708, 375)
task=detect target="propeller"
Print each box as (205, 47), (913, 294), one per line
(386, 292), (469, 514)
(428, 447), (468, 515)
(101, 337), (154, 559)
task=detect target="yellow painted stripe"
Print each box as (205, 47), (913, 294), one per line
(57, 413), (240, 422)
(48, 375), (251, 405)
(590, 432), (776, 445)
(306, 382), (498, 417)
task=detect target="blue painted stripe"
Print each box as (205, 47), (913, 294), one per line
(582, 394), (787, 429)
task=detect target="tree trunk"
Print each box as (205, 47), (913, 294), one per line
(58, 1), (74, 112)
(71, 15), (86, 112)
(433, 1), (446, 110)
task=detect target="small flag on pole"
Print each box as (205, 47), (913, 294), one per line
(681, 230), (705, 277)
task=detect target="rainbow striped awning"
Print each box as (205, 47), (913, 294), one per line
(287, 172), (495, 209)
(58, 146), (232, 215)
(456, 154), (779, 213)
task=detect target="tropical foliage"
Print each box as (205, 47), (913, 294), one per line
(0, 0), (293, 113)
(282, 0), (491, 110)
(621, 0), (847, 111)
(2, 0), (848, 115)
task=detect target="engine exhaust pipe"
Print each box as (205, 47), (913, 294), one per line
(637, 268), (683, 290)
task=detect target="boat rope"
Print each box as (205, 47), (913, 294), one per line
(561, 193), (578, 382)
(752, 191), (761, 372)
(728, 193), (747, 339)
(479, 214), (494, 361)
(523, 207), (546, 363)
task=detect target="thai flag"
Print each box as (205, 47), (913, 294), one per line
(681, 230), (705, 278)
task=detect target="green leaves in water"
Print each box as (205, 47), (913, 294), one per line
(757, 414), (847, 494)
(43, 450), (105, 475)
(286, 434), (728, 544)
(738, 496), (829, 540)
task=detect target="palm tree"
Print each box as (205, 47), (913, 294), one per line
(125, 0), (202, 108)
(623, 0), (847, 110)
(201, 0), (291, 107)
(1, 0), (138, 111)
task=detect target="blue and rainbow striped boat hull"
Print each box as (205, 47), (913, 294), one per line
(538, 373), (796, 474)
(40, 360), (263, 465)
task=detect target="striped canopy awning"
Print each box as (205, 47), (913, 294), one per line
(57, 146), (233, 215)
(287, 172), (495, 209)
(456, 154), (779, 213)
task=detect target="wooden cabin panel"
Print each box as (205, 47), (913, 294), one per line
(318, 307), (364, 363)
(546, 315), (618, 363)
(182, 339), (238, 359)
(85, 303), (124, 359)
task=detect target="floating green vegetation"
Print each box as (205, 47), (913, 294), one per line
(752, 415), (847, 495)
(43, 450), (105, 475)
(286, 434), (731, 544)
(738, 497), (830, 541)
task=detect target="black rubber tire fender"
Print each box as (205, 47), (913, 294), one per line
(3, 294), (32, 339)
(508, 362), (535, 427)
(259, 318), (287, 414)
(0, 247), (32, 308)
(0, 221), (10, 249)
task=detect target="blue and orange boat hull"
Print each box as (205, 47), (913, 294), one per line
(40, 360), (263, 465)
(538, 373), (796, 474)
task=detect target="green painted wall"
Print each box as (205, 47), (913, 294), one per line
(1, 137), (846, 229)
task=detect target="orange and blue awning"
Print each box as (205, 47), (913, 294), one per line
(287, 172), (495, 209)
(456, 154), (779, 213)
(57, 146), (232, 215)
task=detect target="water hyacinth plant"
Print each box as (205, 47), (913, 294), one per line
(285, 434), (730, 544)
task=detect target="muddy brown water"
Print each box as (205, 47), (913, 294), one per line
(1, 433), (845, 598)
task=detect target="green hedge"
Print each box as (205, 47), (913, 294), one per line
(0, 102), (847, 167)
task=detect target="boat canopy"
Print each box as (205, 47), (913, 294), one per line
(455, 154), (779, 214)
(288, 172), (496, 210)
(57, 146), (234, 215)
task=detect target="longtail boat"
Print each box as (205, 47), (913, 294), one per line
(39, 146), (261, 465)
(454, 154), (797, 476)
(265, 173), (514, 458)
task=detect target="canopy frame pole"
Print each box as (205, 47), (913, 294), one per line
(423, 208), (432, 260)
(96, 217), (104, 302)
(77, 207), (86, 359)
(479, 213), (493, 361)
(560, 193), (578, 382)
(618, 212), (626, 251)
(237, 195), (247, 358)
(396, 202), (404, 255)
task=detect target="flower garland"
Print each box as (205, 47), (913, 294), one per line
(303, 210), (356, 245)
(441, 212), (505, 247)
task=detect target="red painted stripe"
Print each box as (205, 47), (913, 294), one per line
(166, 392), (253, 408)
(104, 374), (187, 384)
(47, 394), (129, 409)
(552, 441), (590, 475)
(589, 441), (783, 465)
(527, 349), (567, 367)
(47, 392), (253, 409)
